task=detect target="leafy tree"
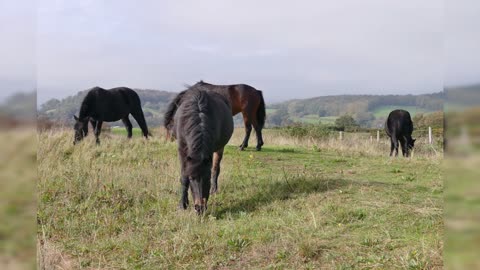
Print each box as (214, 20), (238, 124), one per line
(335, 114), (358, 131)
(268, 107), (289, 126)
(354, 112), (375, 127)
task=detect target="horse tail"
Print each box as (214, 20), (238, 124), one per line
(164, 90), (188, 133)
(256, 90), (266, 129)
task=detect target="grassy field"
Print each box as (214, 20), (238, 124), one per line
(445, 157), (480, 269)
(37, 128), (443, 269)
(111, 127), (144, 137)
(0, 129), (36, 269)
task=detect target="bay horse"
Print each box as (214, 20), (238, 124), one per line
(170, 85), (233, 214)
(164, 80), (266, 151)
(385, 109), (416, 157)
(73, 86), (149, 145)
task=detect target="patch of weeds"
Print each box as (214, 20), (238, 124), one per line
(338, 264), (355, 270)
(40, 190), (56, 204)
(63, 148), (73, 160)
(402, 174), (416, 182)
(360, 237), (381, 247)
(227, 235), (250, 252)
(275, 250), (289, 262)
(298, 240), (327, 261)
(333, 158), (348, 163)
(355, 255), (374, 264)
(334, 208), (367, 224)
(391, 168), (402, 173)
(80, 259), (92, 268)
(402, 250), (429, 270)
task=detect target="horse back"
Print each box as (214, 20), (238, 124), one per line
(385, 110), (413, 138)
(216, 84), (260, 115)
(175, 90), (233, 152)
(82, 87), (141, 121)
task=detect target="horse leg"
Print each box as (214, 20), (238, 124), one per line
(179, 176), (190, 209)
(122, 117), (133, 138)
(389, 139), (395, 157)
(89, 119), (97, 137)
(131, 110), (149, 139)
(393, 137), (399, 157)
(400, 137), (408, 157)
(210, 148), (224, 194)
(252, 122), (264, 151)
(94, 121), (103, 144)
(239, 112), (252, 151)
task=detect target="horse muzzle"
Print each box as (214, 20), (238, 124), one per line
(194, 198), (207, 215)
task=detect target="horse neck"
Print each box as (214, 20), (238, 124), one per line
(79, 99), (92, 119)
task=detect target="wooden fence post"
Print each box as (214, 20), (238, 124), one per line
(428, 126), (432, 144)
(339, 131), (343, 140)
(376, 130), (380, 143)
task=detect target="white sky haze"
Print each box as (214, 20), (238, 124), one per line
(1, 1), (477, 104)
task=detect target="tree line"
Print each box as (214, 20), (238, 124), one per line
(38, 89), (444, 129)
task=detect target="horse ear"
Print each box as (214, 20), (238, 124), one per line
(74, 115), (79, 121)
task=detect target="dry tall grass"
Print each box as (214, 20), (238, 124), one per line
(228, 128), (443, 158)
(0, 128), (36, 270)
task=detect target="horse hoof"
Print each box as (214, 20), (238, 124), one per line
(178, 202), (188, 210)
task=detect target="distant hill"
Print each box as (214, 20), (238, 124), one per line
(0, 91), (36, 120)
(38, 88), (445, 128)
(445, 84), (480, 109)
(268, 92), (444, 128)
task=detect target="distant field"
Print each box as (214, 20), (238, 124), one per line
(372, 106), (430, 118)
(142, 107), (162, 116)
(38, 128), (442, 269)
(292, 115), (337, 125)
(265, 108), (277, 114)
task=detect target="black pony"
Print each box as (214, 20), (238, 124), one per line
(385, 109), (416, 157)
(73, 87), (149, 144)
(164, 81), (266, 151)
(170, 85), (233, 214)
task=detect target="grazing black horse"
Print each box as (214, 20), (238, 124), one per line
(164, 80), (266, 151)
(170, 85), (233, 214)
(73, 86), (149, 144)
(385, 109), (416, 157)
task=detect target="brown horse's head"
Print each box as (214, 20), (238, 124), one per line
(183, 153), (213, 214)
(73, 115), (88, 144)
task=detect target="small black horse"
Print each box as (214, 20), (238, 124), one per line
(171, 85), (233, 214)
(73, 86), (149, 144)
(385, 109), (416, 157)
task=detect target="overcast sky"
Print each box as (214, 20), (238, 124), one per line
(0, 0), (36, 101)
(0, 1), (478, 104)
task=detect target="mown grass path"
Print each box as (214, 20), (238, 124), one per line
(38, 130), (442, 269)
